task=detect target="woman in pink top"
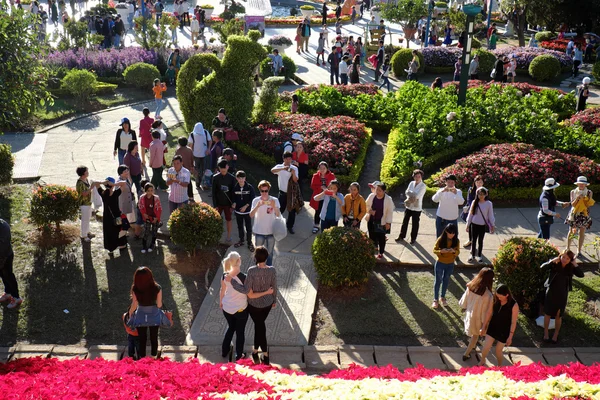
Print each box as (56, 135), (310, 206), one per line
(139, 107), (154, 165)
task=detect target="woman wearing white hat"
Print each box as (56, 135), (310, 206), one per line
(538, 178), (569, 241)
(566, 176), (595, 258)
(576, 77), (590, 112)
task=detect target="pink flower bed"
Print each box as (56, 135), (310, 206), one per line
(296, 84), (380, 97)
(564, 107), (600, 133)
(442, 80), (567, 95)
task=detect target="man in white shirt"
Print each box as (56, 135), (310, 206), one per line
(396, 169), (427, 244)
(432, 174), (464, 238)
(271, 152), (299, 234)
(167, 155), (191, 214)
(188, 122), (212, 191)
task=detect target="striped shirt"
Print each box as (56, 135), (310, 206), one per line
(167, 166), (190, 204)
(231, 265), (277, 308)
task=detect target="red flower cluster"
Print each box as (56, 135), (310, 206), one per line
(442, 80), (566, 95)
(297, 84), (380, 97)
(241, 113), (367, 173)
(564, 107), (600, 133)
(540, 37), (586, 52)
(433, 143), (600, 188)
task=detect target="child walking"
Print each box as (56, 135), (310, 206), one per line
(152, 79), (167, 119)
(432, 223), (460, 309)
(138, 182), (163, 253)
(122, 311), (140, 360)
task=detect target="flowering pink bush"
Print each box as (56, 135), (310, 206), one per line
(564, 107), (600, 133)
(442, 80), (567, 95)
(432, 143), (600, 188)
(296, 84), (380, 97)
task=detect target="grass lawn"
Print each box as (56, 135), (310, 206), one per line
(312, 265), (600, 348)
(0, 184), (227, 347)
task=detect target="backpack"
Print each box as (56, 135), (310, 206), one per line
(274, 141), (292, 163)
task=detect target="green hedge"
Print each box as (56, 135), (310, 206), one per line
(0, 144), (14, 185)
(49, 82), (118, 97)
(123, 62), (161, 89)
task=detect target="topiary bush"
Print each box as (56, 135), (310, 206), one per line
(0, 143), (14, 185)
(471, 37), (482, 49)
(593, 61), (600, 81)
(30, 184), (80, 229)
(252, 76), (285, 124)
(61, 69), (97, 103)
(311, 227), (376, 287)
(493, 237), (559, 316)
(259, 55), (297, 81)
(473, 48), (495, 76)
(168, 202), (223, 254)
(535, 31), (556, 42)
(391, 48), (424, 79)
(528, 54), (561, 82)
(123, 62), (161, 89)
(247, 29), (262, 42)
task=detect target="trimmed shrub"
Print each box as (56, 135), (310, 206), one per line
(0, 144), (14, 185)
(61, 69), (97, 103)
(252, 76), (285, 124)
(168, 203), (223, 253)
(593, 61), (600, 81)
(473, 48), (495, 76)
(299, 5), (315, 10)
(259, 55), (297, 81)
(471, 37), (482, 49)
(311, 227), (376, 287)
(529, 54), (561, 82)
(123, 62), (161, 89)
(493, 237), (559, 314)
(93, 82), (118, 95)
(247, 29), (262, 42)
(535, 31), (556, 42)
(30, 185), (80, 229)
(391, 48), (424, 78)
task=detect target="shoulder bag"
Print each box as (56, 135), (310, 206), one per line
(478, 204), (491, 233)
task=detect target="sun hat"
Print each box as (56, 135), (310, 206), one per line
(574, 176), (590, 186)
(368, 180), (382, 188)
(543, 178), (560, 191)
(583, 77), (591, 85)
(291, 133), (304, 142)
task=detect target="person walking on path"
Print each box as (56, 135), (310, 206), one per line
(124, 141), (143, 195)
(365, 182), (394, 259)
(493, 55), (509, 82)
(175, 137), (195, 202)
(139, 108), (154, 167)
(149, 131), (168, 190)
(342, 182), (366, 229)
(98, 178), (127, 254)
(566, 176), (594, 258)
(327, 46), (341, 85)
(313, 180), (345, 231)
(188, 122), (212, 191)
(0, 219), (23, 310)
(316, 32), (326, 66)
(576, 77), (590, 112)
(469, 54), (479, 79)
(572, 43), (583, 78)
(76, 166), (102, 242)
(478, 284), (519, 366)
(462, 175), (485, 248)
(250, 181), (281, 265)
(350, 54), (361, 84)
(379, 56), (391, 90)
(432, 174), (464, 238)
(166, 155), (191, 214)
(210, 130), (225, 175)
(488, 29), (498, 50)
(322, 2), (328, 26)
(212, 159), (236, 242)
(114, 118), (137, 165)
(301, 17), (311, 53)
(271, 152), (299, 235)
(227, 246), (277, 365)
(310, 162), (336, 234)
(540, 250), (584, 344)
(466, 187), (495, 263)
(374, 40), (384, 82)
(432, 223), (460, 309)
(453, 58), (462, 81)
(538, 178), (569, 240)
(128, 267), (164, 358)
(397, 169), (426, 244)
(138, 183), (162, 253)
(459, 267), (494, 362)
(232, 171), (256, 251)
(152, 79), (167, 119)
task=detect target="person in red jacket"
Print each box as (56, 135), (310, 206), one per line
(310, 161), (336, 234)
(138, 108), (154, 166)
(138, 182), (163, 253)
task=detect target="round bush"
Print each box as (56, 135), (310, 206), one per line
(168, 203), (223, 253)
(473, 48), (495, 76)
(535, 31), (556, 42)
(528, 54), (561, 82)
(311, 227), (376, 287)
(259, 55), (297, 81)
(30, 184), (80, 229)
(61, 69), (97, 103)
(0, 144), (14, 186)
(123, 62), (161, 89)
(593, 61), (600, 81)
(247, 29), (262, 42)
(471, 37), (482, 49)
(493, 237), (559, 314)
(391, 48), (425, 79)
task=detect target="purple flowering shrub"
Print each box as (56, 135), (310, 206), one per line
(422, 47), (463, 68)
(44, 48), (157, 77)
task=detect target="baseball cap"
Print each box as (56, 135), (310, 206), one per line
(368, 181), (382, 188)
(291, 133), (304, 142)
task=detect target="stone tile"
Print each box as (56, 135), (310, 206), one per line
(88, 345), (125, 361)
(542, 347), (578, 366)
(374, 346), (411, 370)
(50, 345), (88, 361)
(269, 346), (305, 370)
(160, 345), (197, 362)
(506, 347), (545, 366)
(407, 346), (447, 370)
(0, 347), (15, 364)
(0, 133), (48, 180)
(574, 347), (600, 366)
(197, 345), (228, 364)
(441, 347), (478, 371)
(11, 344), (54, 360)
(304, 345), (339, 371)
(339, 345), (376, 368)
(475, 347), (513, 367)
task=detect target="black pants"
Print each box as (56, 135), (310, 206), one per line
(399, 209), (421, 242)
(137, 326), (159, 357)
(128, 334), (140, 359)
(248, 304), (272, 352)
(314, 200), (323, 225)
(470, 223), (487, 257)
(0, 254), (19, 298)
(330, 66), (340, 85)
(278, 191), (296, 229)
(222, 309), (249, 358)
(573, 60), (581, 77)
(236, 213), (252, 243)
(375, 63), (382, 81)
(368, 220), (386, 255)
(187, 180), (194, 199)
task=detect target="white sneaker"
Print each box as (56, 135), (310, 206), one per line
(148, 248), (153, 252)
(475, 256), (482, 263)
(468, 256), (474, 262)
(141, 249), (147, 254)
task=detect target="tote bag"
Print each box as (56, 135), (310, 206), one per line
(272, 215), (288, 242)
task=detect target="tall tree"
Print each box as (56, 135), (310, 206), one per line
(381, 0), (428, 48)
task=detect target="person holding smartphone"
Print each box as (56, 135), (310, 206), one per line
(365, 182), (394, 259)
(432, 223), (460, 309)
(250, 180), (281, 265)
(313, 180), (345, 231)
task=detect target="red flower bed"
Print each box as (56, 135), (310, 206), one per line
(442, 80), (567, 95)
(540, 37), (586, 52)
(241, 113), (368, 173)
(296, 84), (380, 97)
(432, 143), (600, 188)
(564, 107), (600, 133)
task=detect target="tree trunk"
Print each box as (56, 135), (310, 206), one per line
(513, 6), (527, 47)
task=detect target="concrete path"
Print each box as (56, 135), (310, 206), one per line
(0, 133), (47, 180)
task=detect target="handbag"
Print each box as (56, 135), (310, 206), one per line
(107, 205), (122, 227)
(272, 215), (288, 241)
(539, 214), (554, 225)
(127, 305), (173, 328)
(224, 128), (239, 141)
(374, 222), (390, 234)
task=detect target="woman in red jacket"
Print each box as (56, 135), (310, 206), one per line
(310, 161), (336, 234)
(138, 182), (163, 253)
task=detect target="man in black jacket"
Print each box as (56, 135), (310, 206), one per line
(375, 40), (384, 82)
(232, 171), (256, 250)
(0, 219), (22, 309)
(327, 46), (341, 84)
(212, 159), (236, 242)
(114, 15), (126, 48)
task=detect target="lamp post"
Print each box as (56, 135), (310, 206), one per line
(424, 0), (434, 48)
(486, 0), (493, 37)
(457, 3), (482, 106)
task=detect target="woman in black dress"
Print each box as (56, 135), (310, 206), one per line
(478, 284), (519, 366)
(98, 178), (127, 254)
(541, 250), (584, 344)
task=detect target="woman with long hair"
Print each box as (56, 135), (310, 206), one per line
(566, 176), (594, 258)
(478, 284), (519, 366)
(459, 267), (495, 361)
(466, 187), (495, 263)
(432, 223), (460, 309)
(309, 162), (336, 234)
(462, 175), (484, 248)
(128, 267), (163, 358)
(541, 250), (584, 344)
(124, 141), (143, 195)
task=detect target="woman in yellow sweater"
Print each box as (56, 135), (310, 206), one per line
(566, 176), (594, 258)
(342, 182), (367, 229)
(432, 223), (460, 309)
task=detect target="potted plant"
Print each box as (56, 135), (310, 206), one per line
(201, 4), (215, 19)
(299, 4), (315, 19)
(20, 0), (32, 11)
(268, 35), (293, 52)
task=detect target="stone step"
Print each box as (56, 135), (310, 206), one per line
(160, 345), (198, 362)
(407, 346), (447, 370)
(0, 347), (15, 364)
(304, 345), (340, 371)
(339, 345), (376, 368)
(88, 345), (125, 361)
(573, 347), (600, 366)
(11, 344), (54, 360)
(441, 347), (479, 371)
(374, 346), (411, 370)
(50, 345), (88, 361)
(269, 346), (305, 370)
(506, 347), (545, 366)
(542, 347), (578, 366)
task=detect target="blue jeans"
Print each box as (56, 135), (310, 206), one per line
(203, 155), (212, 188)
(254, 234), (275, 265)
(321, 219), (338, 232)
(435, 216), (458, 239)
(113, 34), (121, 48)
(538, 216), (553, 240)
(155, 98), (163, 117)
(434, 261), (454, 300)
(169, 200), (188, 214)
(127, 334), (140, 360)
(117, 148), (127, 165)
(156, 12), (162, 27)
